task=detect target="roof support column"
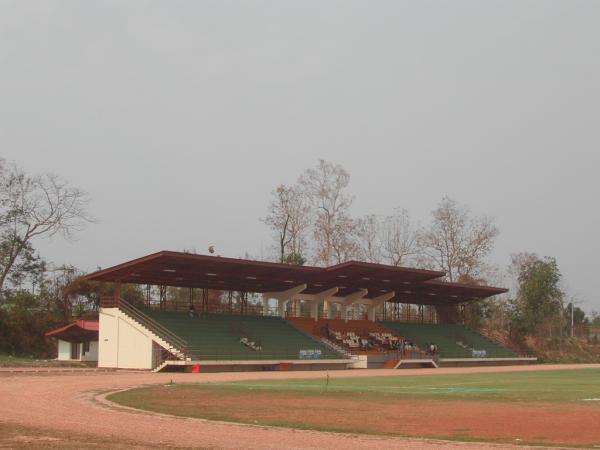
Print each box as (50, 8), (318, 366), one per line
(278, 299), (288, 318)
(301, 287), (338, 322)
(310, 301), (319, 321)
(338, 289), (368, 323)
(366, 292), (395, 322)
(323, 300), (333, 319)
(262, 284), (307, 319)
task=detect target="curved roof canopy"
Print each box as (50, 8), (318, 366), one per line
(84, 251), (507, 305)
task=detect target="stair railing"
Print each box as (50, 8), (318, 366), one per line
(284, 319), (350, 358)
(104, 297), (189, 358)
(320, 337), (353, 358)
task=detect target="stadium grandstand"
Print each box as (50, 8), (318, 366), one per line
(85, 250), (535, 372)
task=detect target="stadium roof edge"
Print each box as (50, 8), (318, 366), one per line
(82, 250), (507, 305)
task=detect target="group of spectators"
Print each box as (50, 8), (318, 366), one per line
(398, 339), (416, 352)
(372, 334), (414, 353)
(320, 322), (432, 355)
(394, 340), (439, 357)
(425, 343), (438, 356)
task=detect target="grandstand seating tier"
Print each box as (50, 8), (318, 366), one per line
(288, 318), (404, 353)
(379, 322), (517, 358)
(142, 310), (343, 360)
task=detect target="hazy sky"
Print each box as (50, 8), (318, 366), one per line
(1, 1), (599, 310)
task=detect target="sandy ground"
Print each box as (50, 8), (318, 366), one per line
(1, 364), (598, 449)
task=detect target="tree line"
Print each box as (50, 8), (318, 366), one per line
(0, 158), (598, 357)
(262, 160), (599, 347)
(263, 159), (498, 283)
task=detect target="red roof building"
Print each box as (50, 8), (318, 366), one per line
(46, 320), (99, 361)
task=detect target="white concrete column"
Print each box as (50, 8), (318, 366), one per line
(278, 299), (288, 318)
(368, 306), (377, 322)
(324, 300), (333, 319)
(338, 289), (368, 323)
(310, 301), (319, 320)
(261, 284), (307, 319)
(314, 287), (339, 321)
(340, 304), (348, 321)
(366, 292), (395, 322)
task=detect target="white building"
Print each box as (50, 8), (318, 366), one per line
(45, 320), (99, 362)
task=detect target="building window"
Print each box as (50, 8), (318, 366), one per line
(83, 341), (90, 354)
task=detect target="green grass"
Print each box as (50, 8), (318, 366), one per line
(0, 354), (40, 362)
(108, 369), (600, 447)
(0, 353), (96, 368)
(170, 368), (600, 403)
(0, 354), (51, 367)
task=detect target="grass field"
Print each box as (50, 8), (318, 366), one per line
(0, 354), (40, 363)
(109, 368), (600, 447)
(111, 368), (600, 404)
(192, 368), (600, 402)
(0, 353), (97, 368)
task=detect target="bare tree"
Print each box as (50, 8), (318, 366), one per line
(355, 208), (421, 266)
(354, 214), (384, 263)
(299, 160), (357, 265)
(262, 184), (311, 263)
(420, 197), (498, 282)
(0, 161), (93, 295)
(382, 208), (421, 267)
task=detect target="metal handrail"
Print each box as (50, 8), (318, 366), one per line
(143, 302), (282, 317)
(320, 337), (353, 358)
(116, 299), (189, 356)
(120, 301), (188, 351)
(376, 315), (438, 324)
(283, 317), (350, 358)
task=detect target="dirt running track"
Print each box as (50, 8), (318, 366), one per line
(1, 364), (599, 449)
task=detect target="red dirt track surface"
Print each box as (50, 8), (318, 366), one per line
(1, 364), (599, 449)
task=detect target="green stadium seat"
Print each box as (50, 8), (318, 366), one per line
(142, 310), (343, 360)
(379, 322), (517, 358)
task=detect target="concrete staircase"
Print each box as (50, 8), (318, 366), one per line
(113, 300), (189, 363)
(383, 359), (400, 369)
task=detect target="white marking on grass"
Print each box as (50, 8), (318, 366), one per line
(429, 387), (506, 393)
(218, 379), (489, 390)
(204, 381), (505, 395)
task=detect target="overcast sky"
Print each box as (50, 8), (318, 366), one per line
(1, 1), (599, 310)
